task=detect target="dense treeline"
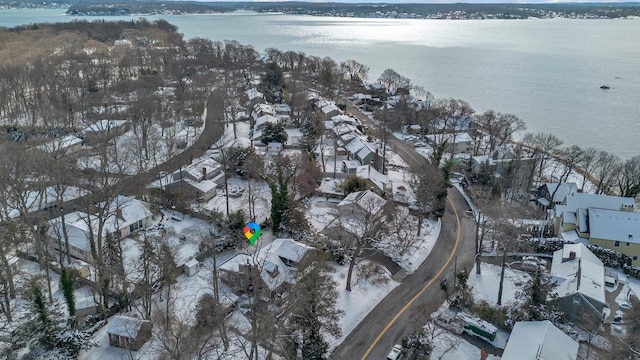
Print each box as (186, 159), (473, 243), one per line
(66, 1), (227, 16)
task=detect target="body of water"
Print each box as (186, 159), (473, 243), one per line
(2, 9), (639, 158)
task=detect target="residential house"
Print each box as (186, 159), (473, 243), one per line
(164, 158), (223, 201)
(218, 238), (315, 297)
(426, 132), (473, 154)
(47, 196), (153, 263)
(321, 104), (340, 121)
(554, 192), (636, 238)
(550, 243), (606, 324)
(536, 182), (579, 210)
(254, 114), (278, 132)
(331, 114), (356, 126)
(337, 190), (386, 220)
(344, 137), (381, 171)
(502, 320), (578, 360)
(589, 208), (640, 265)
(107, 316), (152, 351)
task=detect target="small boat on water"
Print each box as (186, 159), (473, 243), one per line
(600, 85), (610, 89)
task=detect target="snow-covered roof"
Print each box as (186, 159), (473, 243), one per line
(277, 238), (314, 264)
(82, 119), (128, 133)
(338, 190), (386, 217)
(502, 320), (578, 360)
(254, 114), (278, 129)
(551, 243), (605, 306)
(184, 157), (221, 182)
(356, 165), (387, 191)
(589, 208), (640, 243)
(47, 196), (152, 253)
(271, 103), (291, 114)
(562, 210), (577, 226)
(219, 239), (314, 291)
(108, 316), (149, 338)
(342, 160), (361, 169)
(452, 132), (473, 143)
(334, 123), (358, 136)
(345, 137), (366, 155)
(331, 114), (354, 125)
(560, 229), (583, 243)
(542, 182), (578, 203)
(37, 134), (83, 153)
(556, 192), (636, 217)
(321, 103), (340, 115)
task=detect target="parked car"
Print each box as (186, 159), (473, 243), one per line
(619, 301), (631, 310)
(386, 344), (403, 360)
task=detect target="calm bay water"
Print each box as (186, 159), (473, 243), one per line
(2, 9), (639, 158)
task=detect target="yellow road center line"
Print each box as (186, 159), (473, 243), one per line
(360, 195), (462, 360)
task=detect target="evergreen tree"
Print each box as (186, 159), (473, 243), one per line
(60, 267), (76, 318)
(262, 156), (296, 232)
(509, 269), (561, 326)
(261, 121), (288, 144)
(287, 255), (343, 359)
(341, 175), (370, 195)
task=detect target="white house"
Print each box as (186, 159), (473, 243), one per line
(337, 190), (386, 219)
(47, 196), (153, 263)
(502, 320), (578, 360)
(550, 243), (606, 322)
(218, 238), (315, 296)
(165, 158), (223, 201)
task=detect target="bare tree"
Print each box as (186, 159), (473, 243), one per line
(592, 150), (621, 195)
(412, 162), (447, 235)
(476, 110), (527, 154)
(336, 192), (388, 291)
(617, 156), (640, 198)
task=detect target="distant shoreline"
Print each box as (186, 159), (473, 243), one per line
(40, 1), (640, 20)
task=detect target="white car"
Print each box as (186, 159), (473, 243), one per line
(386, 344), (403, 360)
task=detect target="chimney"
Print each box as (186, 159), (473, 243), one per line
(569, 251), (576, 260)
(620, 204), (633, 212)
(202, 167), (207, 180)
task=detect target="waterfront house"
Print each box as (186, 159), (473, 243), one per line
(550, 243), (606, 325)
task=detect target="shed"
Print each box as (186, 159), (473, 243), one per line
(184, 258), (200, 277)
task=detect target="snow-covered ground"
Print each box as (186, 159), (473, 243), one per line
(468, 262), (531, 306)
(326, 260), (400, 351)
(380, 214), (441, 275)
(78, 119), (204, 175)
(201, 177), (272, 225)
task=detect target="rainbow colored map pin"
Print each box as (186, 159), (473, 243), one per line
(243, 222), (261, 246)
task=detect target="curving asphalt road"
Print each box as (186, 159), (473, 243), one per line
(331, 103), (477, 360)
(330, 187), (476, 360)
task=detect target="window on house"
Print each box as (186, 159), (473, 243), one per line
(615, 241), (620, 247)
(627, 242), (631, 246)
(634, 256), (638, 261)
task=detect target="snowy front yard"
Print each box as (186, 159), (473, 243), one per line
(468, 262), (531, 306)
